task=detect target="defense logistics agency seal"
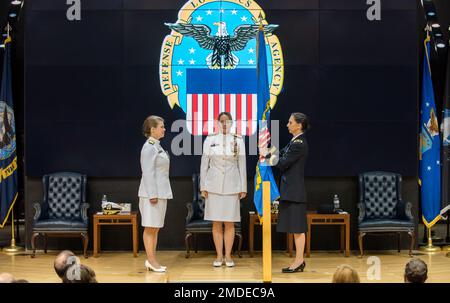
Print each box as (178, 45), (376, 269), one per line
(159, 0), (284, 136)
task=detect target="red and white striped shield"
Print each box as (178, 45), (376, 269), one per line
(186, 93), (257, 136)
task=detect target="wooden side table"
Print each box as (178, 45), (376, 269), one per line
(248, 212), (294, 257)
(306, 212), (350, 257)
(93, 211), (139, 258)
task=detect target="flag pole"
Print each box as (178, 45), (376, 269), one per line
(419, 227), (441, 253)
(2, 208), (24, 253)
(1, 30), (24, 254)
(418, 24), (441, 254)
(5, 23), (12, 39)
(262, 181), (272, 282)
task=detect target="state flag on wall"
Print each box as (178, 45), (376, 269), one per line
(0, 36), (18, 228)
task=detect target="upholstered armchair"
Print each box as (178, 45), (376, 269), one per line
(358, 171), (415, 257)
(31, 172), (89, 258)
(185, 173), (242, 258)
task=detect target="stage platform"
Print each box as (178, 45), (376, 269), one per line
(1, 250), (450, 283)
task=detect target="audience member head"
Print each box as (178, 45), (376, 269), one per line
(0, 272), (16, 283)
(404, 258), (428, 283)
(332, 264), (360, 283)
(62, 264), (97, 283)
(54, 250), (76, 279)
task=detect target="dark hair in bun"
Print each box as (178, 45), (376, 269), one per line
(291, 112), (309, 132)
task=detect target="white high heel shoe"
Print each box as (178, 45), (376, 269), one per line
(213, 259), (224, 267)
(145, 260), (166, 272)
(225, 259), (235, 267)
(144, 260), (167, 269)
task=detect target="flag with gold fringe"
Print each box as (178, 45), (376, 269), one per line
(419, 34), (441, 228)
(0, 36), (18, 228)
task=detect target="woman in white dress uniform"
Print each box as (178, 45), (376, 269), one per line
(138, 115), (172, 273)
(200, 112), (247, 267)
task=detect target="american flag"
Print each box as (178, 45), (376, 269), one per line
(258, 117), (270, 162)
(186, 69), (257, 136)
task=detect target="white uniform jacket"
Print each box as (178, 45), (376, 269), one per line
(138, 137), (173, 199)
(200, 133), (247, 195)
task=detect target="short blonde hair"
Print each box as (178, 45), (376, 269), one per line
(332, 265), (360, 283)
(142, 115), (164, 138)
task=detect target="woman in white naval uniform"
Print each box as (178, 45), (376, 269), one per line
(139, 115), (172, 273)
(200, 112), (247, 267)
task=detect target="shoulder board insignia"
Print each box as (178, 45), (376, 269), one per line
(233, 134), (242, 138)
(294, 139), (303, 144)
(148, 139), (155, 145)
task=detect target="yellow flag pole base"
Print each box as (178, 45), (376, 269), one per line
(419, 227), (441, 253)
(442, 245), (450, 252)
(419, 244), (441, 253)
(2, 209), (24, 254)
(2, 239), (24, 254)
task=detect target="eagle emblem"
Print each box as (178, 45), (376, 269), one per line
(159, 0), (284, 136)
(165, 22), (278, 69)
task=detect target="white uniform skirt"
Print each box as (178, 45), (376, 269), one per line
(139, 197), (167, 228)
(204, 193), (240, 222)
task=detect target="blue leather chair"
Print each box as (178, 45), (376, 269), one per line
(31, 172), (89, 258)
(185, 173), (242, 258)
(358, 171), (415, 257)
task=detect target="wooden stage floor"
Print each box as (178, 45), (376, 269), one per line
(1, 250), (449, 283)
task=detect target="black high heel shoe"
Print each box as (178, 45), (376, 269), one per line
(282, 261), (306, 273)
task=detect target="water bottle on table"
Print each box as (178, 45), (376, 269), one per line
(333, 194), (340, 213)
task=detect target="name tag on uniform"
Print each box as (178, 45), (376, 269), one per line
(210, 143), (219, 147)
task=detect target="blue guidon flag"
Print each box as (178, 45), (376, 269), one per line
(160, 0), (284, 136)
(253, 28), (280, 218)
(0, 36), (18, 228)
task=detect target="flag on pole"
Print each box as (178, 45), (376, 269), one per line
(253, 28), (280, 218)
(0, 36), (18, 228)
(440, 34), (450, 217)
(419, 34), (441, 228)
